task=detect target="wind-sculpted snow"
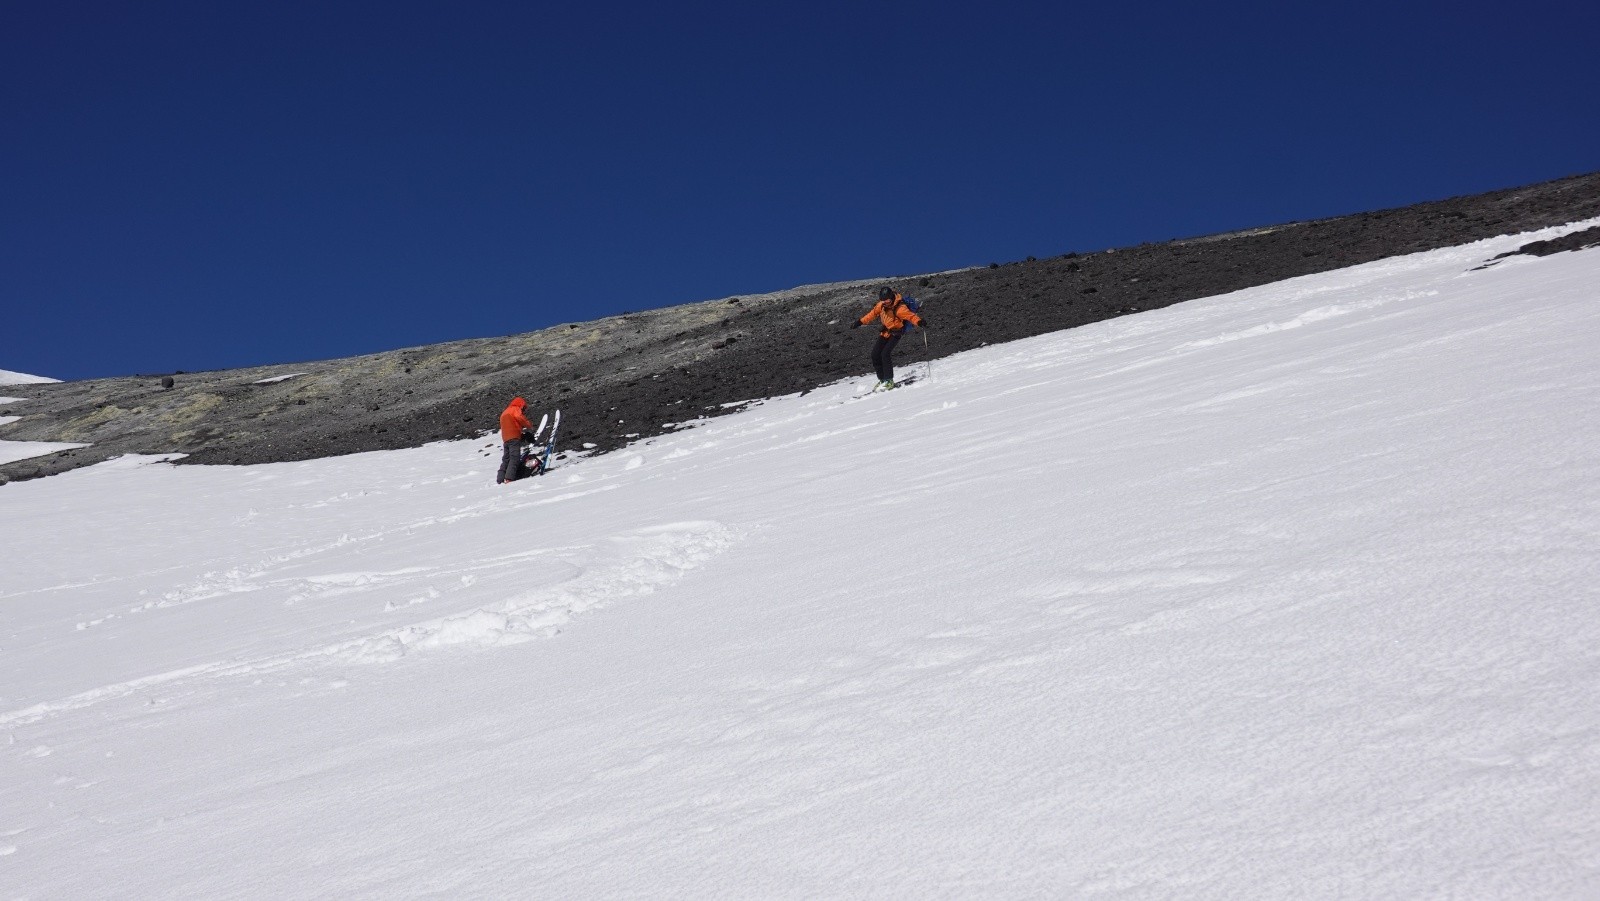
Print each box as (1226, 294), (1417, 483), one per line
(332, 522), (740, 663)
(0, 518), (736, 729)
(3, 223), (1600, 898)
(0, 437), (740, 729)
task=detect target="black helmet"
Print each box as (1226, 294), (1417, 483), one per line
(878, 287), (895, 300)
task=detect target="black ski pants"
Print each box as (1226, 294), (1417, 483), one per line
(871, 332), (903, 383)
(499, 438), (529, 484)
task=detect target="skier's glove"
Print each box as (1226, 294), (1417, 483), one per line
(850, 321), (862, 329)
(917, 319), (931, 328)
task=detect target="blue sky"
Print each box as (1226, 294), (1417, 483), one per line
(4, 1), (1596, 381)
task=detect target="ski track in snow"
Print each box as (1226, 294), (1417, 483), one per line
(329, 520), (740, 664)
(1, 516), (740, 727)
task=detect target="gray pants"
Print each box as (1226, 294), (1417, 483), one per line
(499, 438), (529, 483)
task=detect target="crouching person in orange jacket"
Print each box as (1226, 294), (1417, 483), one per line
(851, 286), (926, 389)
(498, 396), (535, 484)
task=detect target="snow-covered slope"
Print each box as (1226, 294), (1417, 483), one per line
(4, 225), (1599, 898)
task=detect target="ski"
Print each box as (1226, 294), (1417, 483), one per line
(539, 409), (561, 475)
(533, 412), (549, 443)
(867, 372), (921, 393)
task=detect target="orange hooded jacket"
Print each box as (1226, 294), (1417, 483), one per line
(500, 397), (533, 442)
(858, 293), (923, 338)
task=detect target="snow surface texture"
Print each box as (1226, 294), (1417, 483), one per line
(4, 226), (1600, 898)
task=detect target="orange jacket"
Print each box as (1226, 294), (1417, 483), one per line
(858, 293), (923, 338)
(500, 397), (533, 442)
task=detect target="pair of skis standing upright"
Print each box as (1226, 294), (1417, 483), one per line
(519, 409), (561, 478)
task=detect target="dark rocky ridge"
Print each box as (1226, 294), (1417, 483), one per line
(3, 170), (1599, 484)
(1490, 223), (1600, 259)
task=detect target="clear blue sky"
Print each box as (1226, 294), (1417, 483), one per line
(5, 1), (1596, 381)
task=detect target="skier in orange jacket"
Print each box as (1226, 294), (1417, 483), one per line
(851, 286), (927, 389)
(497, 396), (535, 484)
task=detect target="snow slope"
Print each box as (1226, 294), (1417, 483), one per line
(3, 225), (1599, 899)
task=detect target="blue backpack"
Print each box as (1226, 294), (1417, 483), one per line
(899, 296), (922, 331)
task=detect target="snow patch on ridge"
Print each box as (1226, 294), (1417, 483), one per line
(0, 440), (88, 466)
(0, 369), (57, 385)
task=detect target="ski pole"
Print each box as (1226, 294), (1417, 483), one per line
(921, 304), (933, 382)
